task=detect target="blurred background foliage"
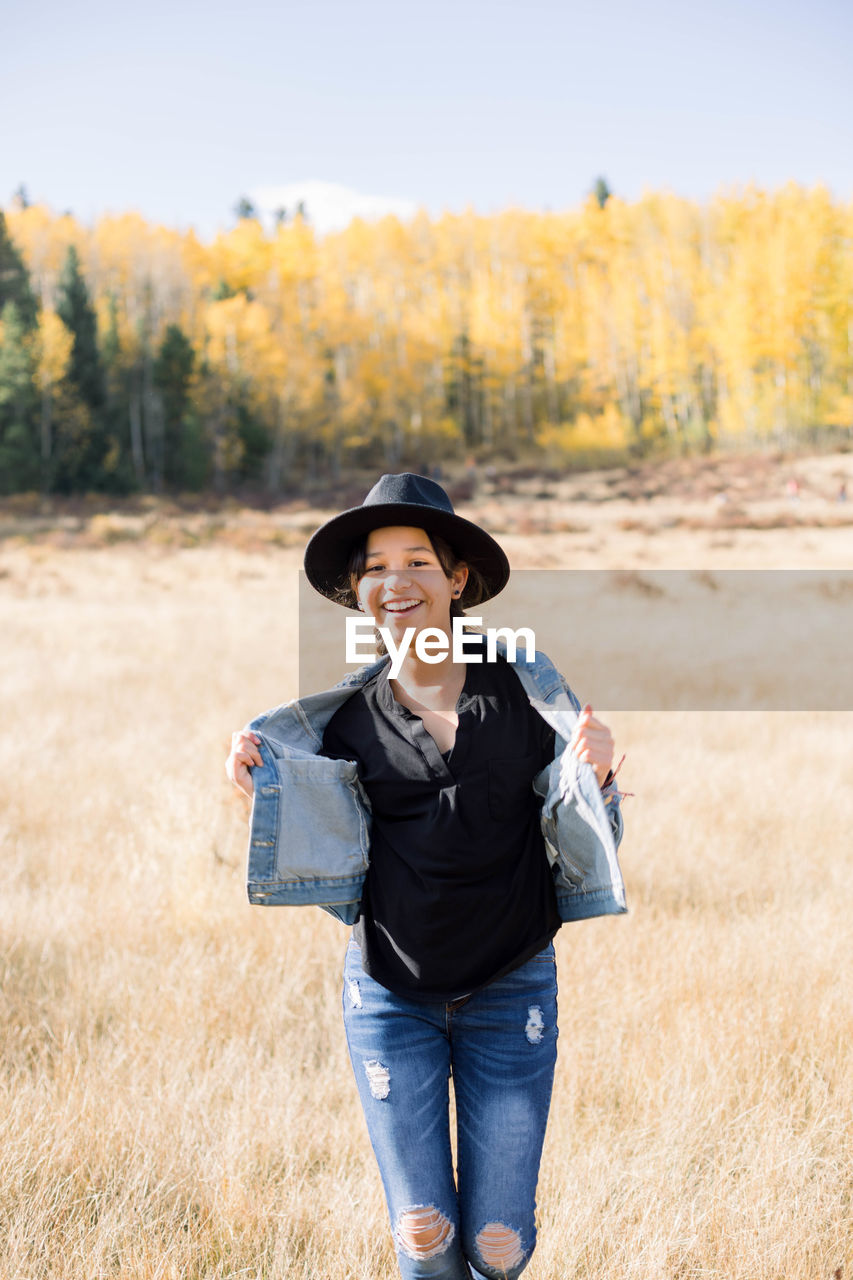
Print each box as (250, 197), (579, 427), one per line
(0, 183), (851, 497)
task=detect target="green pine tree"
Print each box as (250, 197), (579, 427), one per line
(154, 323), (207, 489)
(0, 301), (40, 492)
(55, 244), (117, 489)
(100, 293), (139, 493)
(56, 245), (105, 411)
(234, 196), (258, 221)
(593, 176), (612, 209)
(235, 400), (272, 485)
(0, 210), (39, 332)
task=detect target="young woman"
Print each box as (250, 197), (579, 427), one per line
(226, 472), (626, 1280)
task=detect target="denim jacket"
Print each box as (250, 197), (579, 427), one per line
(244, 643), (626, 925)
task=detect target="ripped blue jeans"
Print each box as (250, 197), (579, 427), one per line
(342, 938), (559, 1280)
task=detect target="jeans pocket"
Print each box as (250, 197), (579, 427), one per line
(532, 944), (556, 962)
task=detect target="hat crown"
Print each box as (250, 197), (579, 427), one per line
(363, 472), (455, 515)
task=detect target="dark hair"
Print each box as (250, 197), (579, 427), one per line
(332, 529), (488, 654)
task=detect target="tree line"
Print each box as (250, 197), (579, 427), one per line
(1, 184), (851, 497)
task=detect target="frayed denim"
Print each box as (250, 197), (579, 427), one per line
(342, 939), (558, 1280)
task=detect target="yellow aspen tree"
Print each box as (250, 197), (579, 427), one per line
(202, 293), (284, 487)
(5, 188), (850, 487)
(269, 216), (325, 480)
(5, 205), (85, 310)
(33, 309), (73, 482)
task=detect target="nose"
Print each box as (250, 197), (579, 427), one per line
(382, 567), (414, 591)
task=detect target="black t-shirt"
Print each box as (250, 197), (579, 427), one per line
(320, 647), (560, 1001)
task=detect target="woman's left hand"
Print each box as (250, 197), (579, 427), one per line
(570, 704), (614, 788)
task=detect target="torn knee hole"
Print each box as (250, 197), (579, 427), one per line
(363, 1059), (390, 1099)
(476, 1222), (525, 1270)
(396, 1205), (455, 1260)
(525, 1005), (545, 1044)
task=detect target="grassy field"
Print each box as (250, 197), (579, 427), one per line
(1, 455), (852, 1278)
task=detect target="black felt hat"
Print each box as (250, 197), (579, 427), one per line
(303, 472), (510, 608)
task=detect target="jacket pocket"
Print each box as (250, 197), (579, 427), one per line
(273, 756), (370, 881)
(487, 754), (539, 823)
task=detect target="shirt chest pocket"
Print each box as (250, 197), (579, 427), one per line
(487, 754), (540, 823)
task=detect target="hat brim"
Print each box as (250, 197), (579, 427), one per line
(303, 501), (510, 609)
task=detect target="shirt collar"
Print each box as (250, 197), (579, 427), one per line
(375, 631), (493, 717)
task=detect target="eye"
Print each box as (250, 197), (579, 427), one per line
(365, 563), (385, 573)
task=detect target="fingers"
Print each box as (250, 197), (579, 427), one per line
(225, 731), (263, 791)
(570, 704), (603, 753)
(230, 731), (263, 769)
(570, 704), (614, 782)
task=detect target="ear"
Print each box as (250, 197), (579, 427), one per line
(451, 564), (469, 598)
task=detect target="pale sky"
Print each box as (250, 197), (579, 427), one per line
(3, 0), (852, 238)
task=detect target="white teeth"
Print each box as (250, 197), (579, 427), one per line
(383, 599), (421, 612)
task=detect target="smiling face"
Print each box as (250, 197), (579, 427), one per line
(355, 525), (468, 639)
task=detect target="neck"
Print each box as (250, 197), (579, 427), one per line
(379, 613), (460, 683)
(394, 647), (457, 689)
(386, 618), (465, 705)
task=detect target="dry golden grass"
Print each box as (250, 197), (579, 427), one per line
(1, 475), (852, 1278)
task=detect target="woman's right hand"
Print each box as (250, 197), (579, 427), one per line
(226, 730), (263, 797)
